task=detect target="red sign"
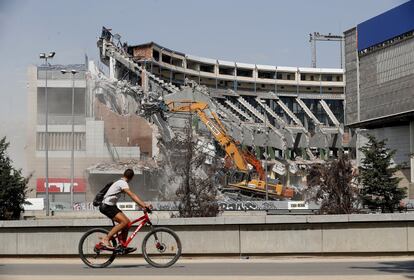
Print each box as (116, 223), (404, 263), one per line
(37, 178), (86, 193)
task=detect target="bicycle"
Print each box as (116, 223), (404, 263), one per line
(78, 209), (182, 268)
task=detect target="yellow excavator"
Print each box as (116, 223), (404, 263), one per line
(165, 100), (294, 199)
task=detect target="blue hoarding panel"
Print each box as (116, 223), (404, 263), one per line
(357, 0), (414, 51)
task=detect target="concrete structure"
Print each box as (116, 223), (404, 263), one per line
(95, 27), (354, 193)
(2, 214), (414, 255)
(344, 0), (414, 196)
(26, 62), (157, 209)
(98, 27), (350, 164)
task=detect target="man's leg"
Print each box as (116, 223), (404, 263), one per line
(101, 212), (130, 247)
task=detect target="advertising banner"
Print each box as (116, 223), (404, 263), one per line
(36, 178), (86, 193)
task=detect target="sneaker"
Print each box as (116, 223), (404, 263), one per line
(99, 241), (115, 250)
(124, 247), (137, 254)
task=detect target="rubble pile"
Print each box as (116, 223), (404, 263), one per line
(87, 158), (159, 173)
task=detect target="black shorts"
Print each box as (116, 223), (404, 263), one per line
(99, 203), (122, 219)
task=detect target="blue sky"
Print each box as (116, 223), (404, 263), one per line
(0, 0), (405, 169)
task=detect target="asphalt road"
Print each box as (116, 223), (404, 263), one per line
(1, 257), (414, 280)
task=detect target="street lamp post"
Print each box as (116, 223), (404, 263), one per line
(61, 69), (78, 208)
(39, 52), (55, 216)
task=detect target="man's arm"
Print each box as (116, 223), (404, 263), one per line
(123, 188), (150, 209)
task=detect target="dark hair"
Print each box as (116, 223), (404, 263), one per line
(124, 169), (134, 180)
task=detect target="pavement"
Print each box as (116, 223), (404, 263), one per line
(1, 256), (414, 280)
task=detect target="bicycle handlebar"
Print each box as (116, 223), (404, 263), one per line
(144, 207), (152, 214)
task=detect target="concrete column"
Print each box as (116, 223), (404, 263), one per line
(268, 147), (275, 160)
(319, 148), (325, 160)
(152, 125), (159, 159)
(141, 71), (148, 93)
(410, 121), (414, 183)
(301, 148), (307, 160)
(109, 57), (116, 80)
(255, 146), (261, 159)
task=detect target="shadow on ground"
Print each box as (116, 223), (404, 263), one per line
(351, 261), (414, 279)
(83, 264), (185, 269)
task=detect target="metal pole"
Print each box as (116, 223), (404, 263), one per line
(310, 32), (317, 68)
(45, 58), (50, 216)
(70, 73), (75, 208)
(340, 38), (343, 69)
(264, 109), (268, 201)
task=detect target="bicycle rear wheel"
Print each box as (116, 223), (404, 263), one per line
(78, 228), (117, 268)
(142, 227), (181, 268)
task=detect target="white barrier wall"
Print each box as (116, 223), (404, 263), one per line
(1, 214), (414, 255)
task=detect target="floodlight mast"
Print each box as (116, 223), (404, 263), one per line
(39, 51), (55, 216)
(60, 68), (79, 209)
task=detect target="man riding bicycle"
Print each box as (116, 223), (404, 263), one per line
(99, 168), (152, 251)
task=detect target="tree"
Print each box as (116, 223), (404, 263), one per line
(306, 155), (358, 214)
(0, 137), (30, 220)
(174, 114), (220, 217)
(358, 135), (405, 213)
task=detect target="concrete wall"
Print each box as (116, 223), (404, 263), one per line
(2, 214), (414, 255)
(358, 37), (414, 122)
(95, 100), (153, 157)
(344, 28), (358, 125)
(345, 29), (414, 126)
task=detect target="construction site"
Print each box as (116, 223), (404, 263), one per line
(5, 3), (414, 277)
(25, 25), (354, 211)
(111, 27), (351, 192)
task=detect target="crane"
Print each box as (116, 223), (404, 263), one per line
(309, 32), (344, 68)
(165, 100), (294, 199)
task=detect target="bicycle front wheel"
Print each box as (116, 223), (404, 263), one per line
(78, 228), (117, 268)
(142, 227), (182, 268)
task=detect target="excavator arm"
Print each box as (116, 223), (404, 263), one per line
(166, 100), (249, 173)
(242, 149), (265, 181)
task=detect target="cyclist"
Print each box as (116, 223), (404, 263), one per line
(99, 168), (152, 251)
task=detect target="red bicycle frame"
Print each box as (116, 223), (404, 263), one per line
(115, 211), (152, 248)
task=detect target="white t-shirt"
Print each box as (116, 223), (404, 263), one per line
(102, 179), (129, 206)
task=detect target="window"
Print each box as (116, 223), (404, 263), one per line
(300, 74), (306, 80)
(219, 67), (234, 75)
(161, 54), (171, 64)
(276, 73), (282, 79)
(200, 64), (214, 73)
(37, 132), (86, 151)
(237, 69), (253, 77)
(326, 75), (333, 81)
(287, 74), (291, 80)
(187, 60), (199, 71)
(310, 75), (314, 81)
(258, 71), (275, 79)
(152, 50), (160, 61)
(171, 57), (183, 67)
